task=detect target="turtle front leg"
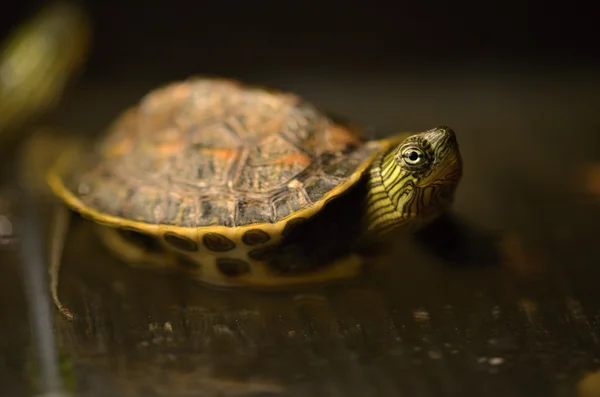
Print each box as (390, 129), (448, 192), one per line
(48, 203), (75, 320)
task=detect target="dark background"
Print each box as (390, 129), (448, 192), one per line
(2, 0), (599, 80)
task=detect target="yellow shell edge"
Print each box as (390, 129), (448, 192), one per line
(46, 134), (408, 242)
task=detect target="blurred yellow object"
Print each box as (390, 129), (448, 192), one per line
(0, 1), (91, 147)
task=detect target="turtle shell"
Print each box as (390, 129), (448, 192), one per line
(49, 78), (385, 233)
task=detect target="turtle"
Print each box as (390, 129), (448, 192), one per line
(46, 77), (463, 316)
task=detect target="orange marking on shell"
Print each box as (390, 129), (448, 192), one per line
(324, 125), (362, 151)
(154, 141), (186, 155)
(150, 127), (186, 155)
(267, 153), (311, 167)
(200, 147), (240, 160)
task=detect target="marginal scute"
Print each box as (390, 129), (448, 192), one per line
(173, 198), (198, 228)
(86, 180), (125, 216)
(202, 232), (236, 252)
(162, 192), (184, 226)
(272, 189), (310, 220)
(236, 200), (273, 226)
(241, 229), (271, 246)
(324, 155), (363, 179)
(304, 177), (339, 203)
(127, 187), (161, 224)
(197, 199), (236, 227)
(216, 258), (251, 277)
(163, 231), (199, 252)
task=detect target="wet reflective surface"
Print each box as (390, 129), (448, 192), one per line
(1, 71), (600, 397)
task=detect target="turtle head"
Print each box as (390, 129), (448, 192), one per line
(365, 126), (463, 235)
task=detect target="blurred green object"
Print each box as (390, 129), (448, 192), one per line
(0, 1), (91, 151)
(27, 345), (77, 396)
(0, 3), (92, 396)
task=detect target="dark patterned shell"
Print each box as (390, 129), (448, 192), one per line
(51, 78), (384, 229)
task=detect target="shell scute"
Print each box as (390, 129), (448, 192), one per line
(197, 199), (236, 227)
(304, 177), (339, 203)
(163, 193), (196, 227)
(272, 189), (310, 220)
(233, 133), (311, 193)
(323, 154), (364, 179)
(126, 187), (163, 224)
(172, 143), (240, 188)
(236, 200), (273, 226)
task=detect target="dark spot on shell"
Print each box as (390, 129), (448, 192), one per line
(176, 254), (200, 270)
(242, 229), (271, 246)
(203, 232), (236, 252)
(216, 258), (250, 277)
(163, 232), (199, 252)
(248, 245), (278, 261)
(117, 228), (162, 252)
(281, 217), (308, 237)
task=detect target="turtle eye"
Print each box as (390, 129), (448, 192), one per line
(400, 146), (429, 169)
